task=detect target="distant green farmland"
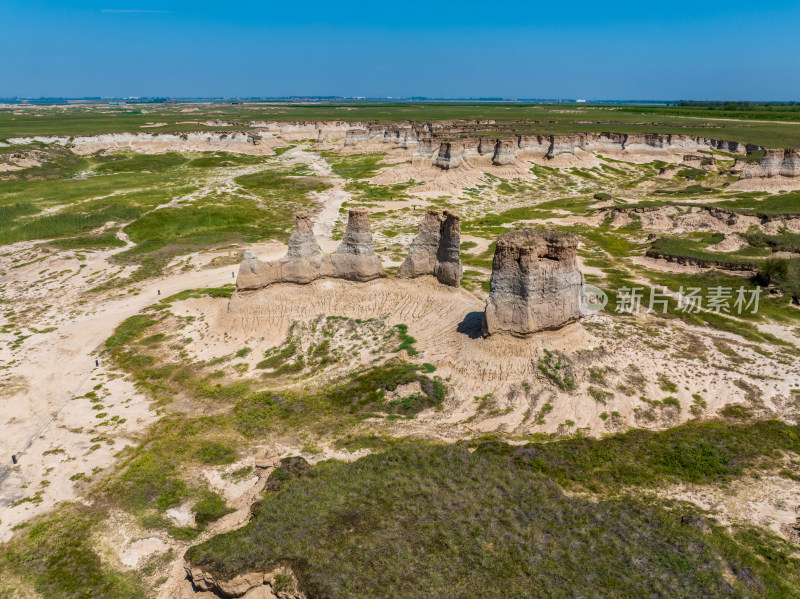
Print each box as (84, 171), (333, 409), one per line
(3, 102), (800, 147)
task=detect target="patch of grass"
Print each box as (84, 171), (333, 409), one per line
(257, 338), (298, 370)
(196, 440), (237, 465)
(755, 257), (800, 302)
(192, 490), (235, 527)
(393, 323), (418, 356)
(588, 386), (613, 404)
(159, 285), (235, 304)
(647, 235), (763, 268)
(345, 180), (417, 202)
(110, 449), (190, 512)
(319, 151), (388, 179)
(94, 152), (187, 174)
(508, 419), (800, 491)
(321, 359), (443, 415)
(187, 152), (266, 168)
(0, 504), (145, 598)
(712, 192), (800, 217)
(104, 314), (160, 349)
(690, 394), (708, 417)
(47, 229), (127, 251)
(186, 442), (800, 598)
(658, 375), (678, 393)
(537, 349), (575, 391)
(719, 404), (753, 420)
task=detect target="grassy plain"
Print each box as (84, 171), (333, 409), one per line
(4, 102), (800, 146)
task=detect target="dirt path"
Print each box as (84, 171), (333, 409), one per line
(282, 146), (350, 247)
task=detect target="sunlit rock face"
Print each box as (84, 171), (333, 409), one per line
(482, 230), (584, 337)
(433, 141), (466, 170)
(236, 210), (385, 289)
(547, 134), (588, 158)
(517, 135), (551, 153)
(741, 149), (800, 179)
(281, 211), (324, 284)
(322, 208), (387, 282)
(479, 138), (499, 156)
(344, 128), (369, 146)
(492, 139), (518, 166)
(414, 138), (436, 158)
(236, 212), (322, 290)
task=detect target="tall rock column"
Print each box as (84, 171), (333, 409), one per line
(434, 141), (465, 170)
(323, 209), (387, 282)
(281, 211), (323, 284)
(397, 210), (443, 278)
(434, 211), (463, 286)
(482, 230), (583, 337)
(235, 212), (322, 290)
(398, 210), (463, 286)
(492, 139), (518, 166)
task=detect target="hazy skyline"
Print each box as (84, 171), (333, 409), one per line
(2, 0), (799, 100)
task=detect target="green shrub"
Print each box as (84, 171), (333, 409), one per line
(393, 323), (418, 356)
(196, 441), (237, 465)
(192, 491), (234, 528)
(719, 404), (753, 420)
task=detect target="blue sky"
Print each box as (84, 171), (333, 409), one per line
(1, 0), (799, 100)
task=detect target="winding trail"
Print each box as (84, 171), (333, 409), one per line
(282, 146), (351, 246)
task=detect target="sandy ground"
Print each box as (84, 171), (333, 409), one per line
(178, 274), (800, 441)
(0, 138), (378, 539)
(0, 247), (280, 540)
(656, 473), (800, 547)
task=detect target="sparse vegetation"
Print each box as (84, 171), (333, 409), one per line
(537, 349), (575, 391)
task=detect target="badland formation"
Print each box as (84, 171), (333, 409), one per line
(237, 209), (582, 336)
(3, 106), (800, 599)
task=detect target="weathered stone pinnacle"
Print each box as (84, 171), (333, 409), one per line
(398, 210), (463, 286)
(482, 230), (583, 337)
(323, 208), (386, 281)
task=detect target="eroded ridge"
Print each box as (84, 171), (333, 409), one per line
(237, 212), (324, 289)
(482, 230), (584, 337)
(239, 208), (442, 290)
